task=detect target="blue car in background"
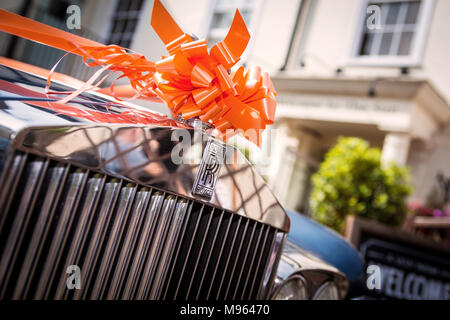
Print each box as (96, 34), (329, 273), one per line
(273, 210), (365, 299)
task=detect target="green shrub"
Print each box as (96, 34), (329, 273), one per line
(310, 137), (413, 233)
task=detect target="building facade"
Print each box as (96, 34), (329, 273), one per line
(263, 0), (450, 214)
(2, 0), (449, 215)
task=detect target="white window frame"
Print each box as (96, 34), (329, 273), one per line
(204, 0), (263, 63)
(348, 0), (435, 67)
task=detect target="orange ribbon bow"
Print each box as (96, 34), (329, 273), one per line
(0, 0), (277, 146)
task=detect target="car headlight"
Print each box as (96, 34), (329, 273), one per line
(313, 281), (340, 300)
(273, 275), (308, 300)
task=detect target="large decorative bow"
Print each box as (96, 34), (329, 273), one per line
(0, 0), (276, 146)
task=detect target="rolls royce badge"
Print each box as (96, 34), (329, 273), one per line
(192, 138), (226, 200)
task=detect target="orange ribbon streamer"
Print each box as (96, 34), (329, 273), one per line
(0, 0), (276, 146)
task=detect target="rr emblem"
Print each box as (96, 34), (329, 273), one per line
(192, 138), (226, 200)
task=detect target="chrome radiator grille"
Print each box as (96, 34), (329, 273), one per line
(0, 151), (278, 300)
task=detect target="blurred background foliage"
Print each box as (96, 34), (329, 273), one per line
(310, 137), (413, 233)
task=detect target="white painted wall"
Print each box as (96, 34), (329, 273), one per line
(247, 0), (302, 72)
(129, 0), (166, 62)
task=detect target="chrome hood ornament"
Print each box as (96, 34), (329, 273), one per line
(192, 137), (226, 200)
(178, 116), (226, 201)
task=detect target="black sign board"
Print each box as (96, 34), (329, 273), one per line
(345, 216), (450, 300)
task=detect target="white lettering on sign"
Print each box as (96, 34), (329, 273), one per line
(277, 94), (410, 114)
(367, 261), (450, 300)
(276, 94), (411, 130)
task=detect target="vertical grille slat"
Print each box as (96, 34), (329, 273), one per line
(172, 203), (206, 300)
(239, 224), (266, 300)
(214, 216), (243, 300)
(205, 213), (234, 300)
(184, 207), (216, 299)
(55, 173), (107, 300)
(34, 167), (90, 299)
(12, 162), (70, 299)
(222, 218), (251, 300)
(0, 156), (49, 298)
(160, 200), (194, 300)
(0, 151), (283, 300)
(252, 228), (277, 300)
(120, 190), (165, 300)
(89, 183), (137, 299)
(106, 187), (151, 300)
(0, 152), (28, 229)
(248, 227), (273, 299)
(150, 198), (190, 299)
(137, 194), (177, 300)
(195, 210), (225, 300)
(76, 178), (123, 300)
(231, 220), (258, 300)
